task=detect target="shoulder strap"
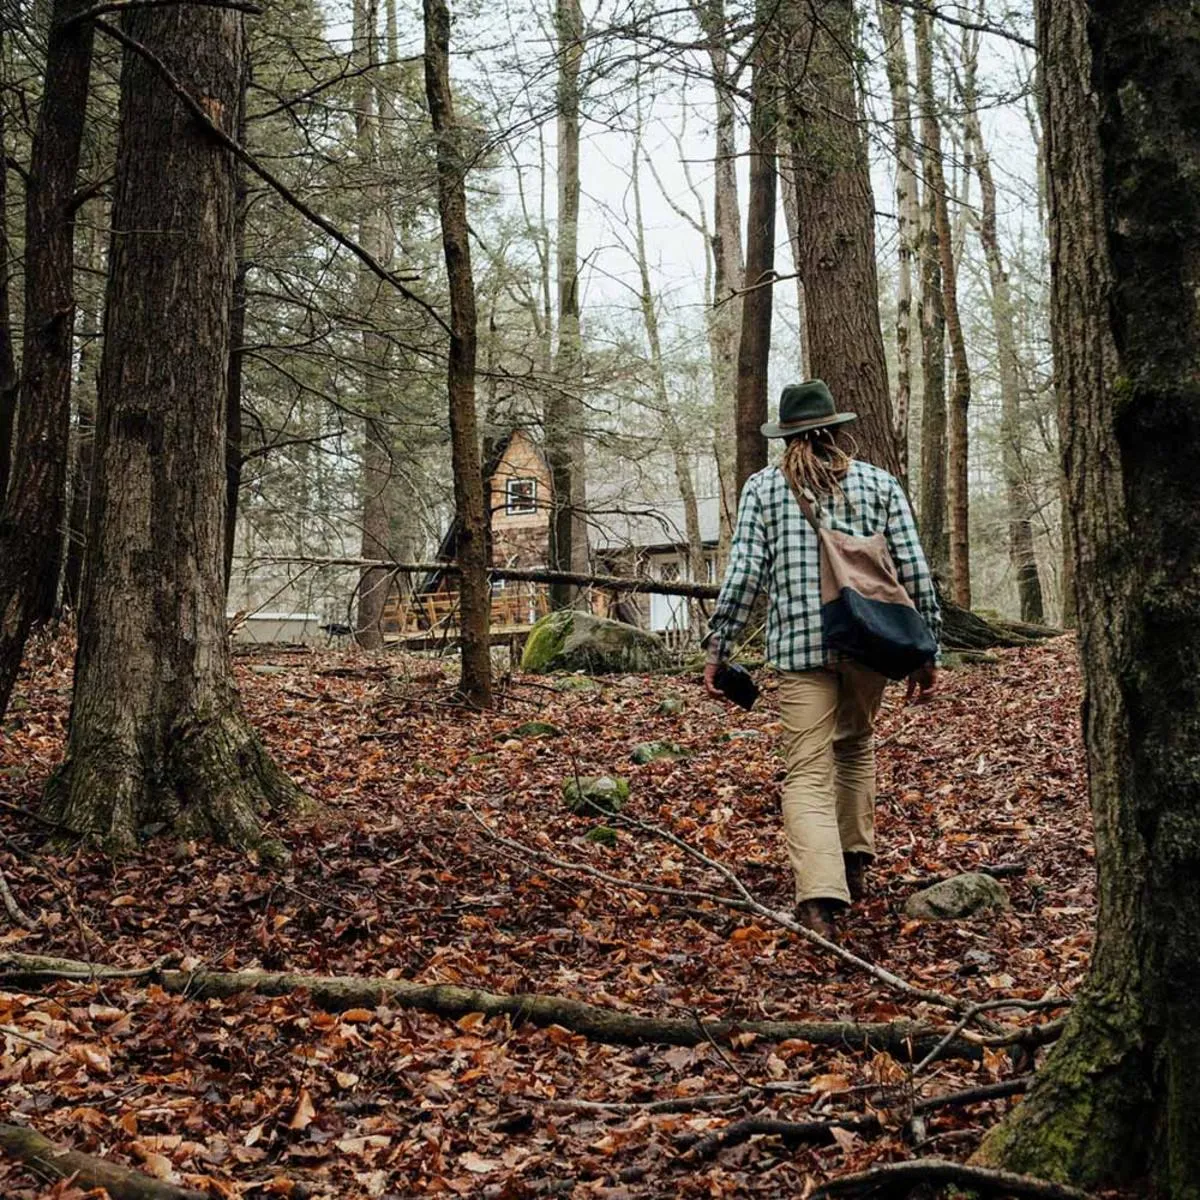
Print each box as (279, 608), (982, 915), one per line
(781, 469), (824, 537)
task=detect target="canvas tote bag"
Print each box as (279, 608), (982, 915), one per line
(785, 474), (937, 680)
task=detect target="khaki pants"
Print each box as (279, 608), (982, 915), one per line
(777, 663), (888, 904)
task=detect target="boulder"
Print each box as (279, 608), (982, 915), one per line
(563, 775), (631, 815)
(631, 740), (687, 765)
(521, 610), (671, 675)
(904, 872), (1011, 920)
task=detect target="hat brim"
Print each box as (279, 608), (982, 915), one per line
(760, 411), (857, 439)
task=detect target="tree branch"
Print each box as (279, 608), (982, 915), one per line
(811, 1157), (1095, 1199)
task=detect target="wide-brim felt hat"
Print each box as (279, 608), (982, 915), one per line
(761, 379), (857, 438)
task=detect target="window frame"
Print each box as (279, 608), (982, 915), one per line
(505, 477), (539, 516)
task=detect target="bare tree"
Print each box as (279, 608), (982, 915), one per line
(423, 0), (492, 708)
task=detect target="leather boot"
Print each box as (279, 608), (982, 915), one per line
(843, 852), (872, 903)
(794, 899), (838, 941)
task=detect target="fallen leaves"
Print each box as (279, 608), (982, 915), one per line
(0, 638), (1107, 1197)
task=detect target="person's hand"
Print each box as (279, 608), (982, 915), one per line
(905, 662), (937, 703)
(703, 662), (727, 701)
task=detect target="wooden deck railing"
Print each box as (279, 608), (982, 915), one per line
(382, 583), (552, 635)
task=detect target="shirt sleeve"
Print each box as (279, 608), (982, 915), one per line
(704, 477), (768, 664)
(884, 479), (942, 656)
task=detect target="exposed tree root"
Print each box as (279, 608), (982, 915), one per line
(0, 1122), (207, 1200)
(676, 1078), (1030, 1161)
(941, 599), (1062, 651)
(0, 951), (988, 1062)
(810, 1156), (1097, 1199)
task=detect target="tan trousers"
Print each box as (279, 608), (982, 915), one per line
(777, 663), (888, 904)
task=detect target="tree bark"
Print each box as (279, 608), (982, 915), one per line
(784, 0), (902, 481)
(546, 0), (589, 608)
(423, 0), (492, 709)
(913, 8), (948, 578)
(0, 0), (94, 720)
(915, 9), (969, 605)
(734, 12), (776, 497)
(964, 84), (1045, 624)
(877, 0), (920, 481)
(694, 0), (743, 562)
(974, 1), (1200, 1194)
(43, 7), (303, 853)
(0, 32), (17, 503)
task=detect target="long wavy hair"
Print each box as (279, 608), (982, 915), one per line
(780, 427), (856, 500)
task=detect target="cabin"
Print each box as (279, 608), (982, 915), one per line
(381, 429), (721, 641)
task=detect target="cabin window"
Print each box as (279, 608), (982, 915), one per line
(505, 478), (538, 515)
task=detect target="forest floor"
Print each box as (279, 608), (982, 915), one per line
(0, 636), (1110, 1199)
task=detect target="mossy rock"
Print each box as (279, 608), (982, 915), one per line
(719, 729), (764, 743)
(555, 675), (601, 693)
(509, 721), (564, 739)
(521, 610), (671, 675)
(657, 695), (686, 715)
(904, 872), (1011, 920)
(631, 740), (687, 765)
(585, 825), (619, 846)
(563, 775), (631, 815)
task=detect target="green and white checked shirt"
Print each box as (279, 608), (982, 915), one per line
(706, 461), (941, 672)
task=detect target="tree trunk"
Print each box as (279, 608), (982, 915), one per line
(62, 220), (105, 612)
(784, 0), (902, 481)
(0, 31), (17, 503)
(915, 8), (970, 606)
(964, 88), (1045, 624)
(0, 0), (93, 720)
(777, 145), (811, 376)
(876, 0), (919, 481)
(351, 0), (394, 649)
(913, 8), (948, 578)
(974, 2), (1200, 1195)
(423, 0), (492, 709)
(546, 0), (588, 608)
(631, 121), (705, 618)
(43, 7), (303, 853)
(223, 56), (250, 596)
(734, 13), (776, 497)
(695, 0), (743, 563)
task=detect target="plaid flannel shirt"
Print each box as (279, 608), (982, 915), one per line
(706, 461), (942, 672)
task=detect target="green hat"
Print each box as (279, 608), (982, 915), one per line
(760, 379), (857, 438)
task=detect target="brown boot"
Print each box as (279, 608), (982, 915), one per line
(794, 899), (839, 940)
(843, 852), (872, 903)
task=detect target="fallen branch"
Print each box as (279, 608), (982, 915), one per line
(676, 1077), (1031, 1161)
(0, 951), (981, 1062)
(0, 1123), (206, 1200)
(810, 1157), (1095, 1199)
(0, 863), (34, 930)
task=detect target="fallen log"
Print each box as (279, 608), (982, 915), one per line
(0, 1123), (207, 1200)
(0, 951), (985, 1063)
(811, 1157), (1095, 1200)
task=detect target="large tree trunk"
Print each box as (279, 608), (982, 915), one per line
(784, 0), (902, 481)
(916, 11), (972, 608)
(423, 0), (492, 709)
(975, 2), (1200, 1195)
(913, 8), (947, 578)
(546, 0), (589, 608)
(44, 7), (303, 853)
(0, 0), (94, 720)
(964, 94), (1045, 624)
(733, 13), (775, 497)
(876, 0), (919, 481)
(0, 32), (17, 503)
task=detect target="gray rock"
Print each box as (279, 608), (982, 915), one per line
(631, 740), (687, 765)
(719, 729), (763, 743)
(509, 721), (564, 739)
(563, 775), (631, 815)
(657, 695), (686, 715)
(522, 610), (671, 674)
(904, 872), (1011, 920)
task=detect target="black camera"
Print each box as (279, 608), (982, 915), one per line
(713, 662), (759, 711)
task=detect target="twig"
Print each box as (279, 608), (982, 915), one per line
(0, 863), (34, 930)
(58, 0), (263, 30)
(810, 1157), (1095, 1199)
(911, 997), (1068, 1076)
